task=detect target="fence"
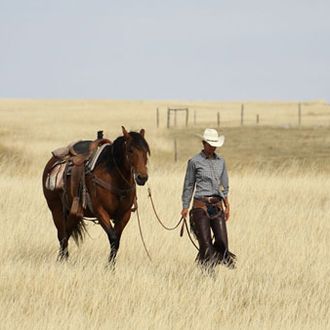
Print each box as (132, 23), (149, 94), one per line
(154, 102), (330, 162)
(155, 102), (330, 129)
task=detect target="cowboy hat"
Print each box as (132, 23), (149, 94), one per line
(200, 128), (225, 147)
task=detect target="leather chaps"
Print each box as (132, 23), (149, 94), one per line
(190, 204), (236, 269)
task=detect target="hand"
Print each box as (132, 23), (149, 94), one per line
(224, 206), (230, 221)
(223, 198), (230, 221)
(181, 208), (189, 219)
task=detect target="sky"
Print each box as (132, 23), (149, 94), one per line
(0, 0), (329, 101)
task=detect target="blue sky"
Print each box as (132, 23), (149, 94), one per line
(0, 0), (329, 100)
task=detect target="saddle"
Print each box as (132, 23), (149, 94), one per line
(49, 131), (111, 217)
(52, 139), (109, 165)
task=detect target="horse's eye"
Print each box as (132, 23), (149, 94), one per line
(128, 149), (134, 154)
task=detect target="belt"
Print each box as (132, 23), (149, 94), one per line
(193, 197), (223, 210)
(192, 197), (224, 219)
(195, 196), (222, 204)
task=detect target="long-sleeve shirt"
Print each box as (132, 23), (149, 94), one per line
(182, 151), (229, 209)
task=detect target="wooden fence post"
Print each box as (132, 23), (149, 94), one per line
(167, 108), (170, 129)
(156, 108), (159, 128)
(241, 104), (244, 126)
(256, 114), (259, 125)
(185, 108), (189, 127)
(217, 112), (220, 128)
(298, 103), (301, 126)
(174, 138), (177, 162)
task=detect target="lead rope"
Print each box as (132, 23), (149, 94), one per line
(147, 186), (199, 251)
(147, 187), (183, 231)
(136, 206), (152, 262)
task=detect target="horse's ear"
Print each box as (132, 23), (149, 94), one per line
(140, 129), (145, 138)
(122, 126), (130, 140)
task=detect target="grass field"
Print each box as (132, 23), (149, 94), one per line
(1, 100), (330, 329)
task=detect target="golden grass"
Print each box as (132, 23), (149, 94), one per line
(0, 100), (330, 329)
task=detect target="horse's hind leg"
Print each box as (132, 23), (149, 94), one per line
(50, 202), (69, 261)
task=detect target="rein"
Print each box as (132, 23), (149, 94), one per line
(136, 207), (152, 262)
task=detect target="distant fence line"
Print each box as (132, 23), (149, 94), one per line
(156, 102), (313, 129)
(166, 108), (189, 128)
(158, 102), (323, 162)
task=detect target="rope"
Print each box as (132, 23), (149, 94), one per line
(147, 186), (199, 251)
(182, 217), (199, 251)
(136, 207), (152, 262)
(147, 187), (183, 231)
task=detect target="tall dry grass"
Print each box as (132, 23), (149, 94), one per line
(0, 101), (330, 329)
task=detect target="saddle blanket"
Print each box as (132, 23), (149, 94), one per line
(45, 162), (66, 191)
(86, 143), (111, 171)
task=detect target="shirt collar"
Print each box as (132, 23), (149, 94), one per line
(200, 150), (219, 159)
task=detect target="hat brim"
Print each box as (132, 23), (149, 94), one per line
(205, 135), (225, 147)
(197, 135), (225, 147)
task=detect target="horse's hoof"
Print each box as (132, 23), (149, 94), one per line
(57, 251), (69, 262)
(106, 260), (116, 271)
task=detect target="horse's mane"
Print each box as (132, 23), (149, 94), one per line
(126, 131), (150, 155)
(95, 131), (150, 169)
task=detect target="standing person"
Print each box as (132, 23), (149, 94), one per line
(181, 128), (236, 269)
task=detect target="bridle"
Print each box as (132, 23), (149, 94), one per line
(111, 140), (136, 188)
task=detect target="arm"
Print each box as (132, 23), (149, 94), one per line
(181, 159), (196, 218)
(220, 160), (230, 220)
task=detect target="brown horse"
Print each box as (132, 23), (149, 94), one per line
(42, 127), (150, 264)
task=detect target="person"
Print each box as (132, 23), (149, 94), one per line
(181, 128), (236, 269)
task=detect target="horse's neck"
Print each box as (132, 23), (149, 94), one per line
(110, 141), (132, 181)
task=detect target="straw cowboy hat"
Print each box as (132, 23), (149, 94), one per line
(200, 128), (225, 147)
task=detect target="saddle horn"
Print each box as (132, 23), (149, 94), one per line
(97, 130), (104, 139)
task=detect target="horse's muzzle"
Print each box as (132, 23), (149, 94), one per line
(135, 174), (148, 186)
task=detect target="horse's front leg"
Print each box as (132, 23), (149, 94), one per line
(94, 206), (118, 265)
(109, 210), (132, 263)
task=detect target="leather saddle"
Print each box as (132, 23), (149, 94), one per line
(52, 138), (110, 165)
(51, 134), (111, 217)
(70, 140), (93, 155)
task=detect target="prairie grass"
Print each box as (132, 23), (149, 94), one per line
(0, 100), (330, 329)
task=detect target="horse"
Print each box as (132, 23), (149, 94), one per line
(42, 127), (150, 264)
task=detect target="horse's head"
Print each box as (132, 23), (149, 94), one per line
(122, 126), (150, 186)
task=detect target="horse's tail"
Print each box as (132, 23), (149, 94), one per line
(71, 218), (87, 246)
